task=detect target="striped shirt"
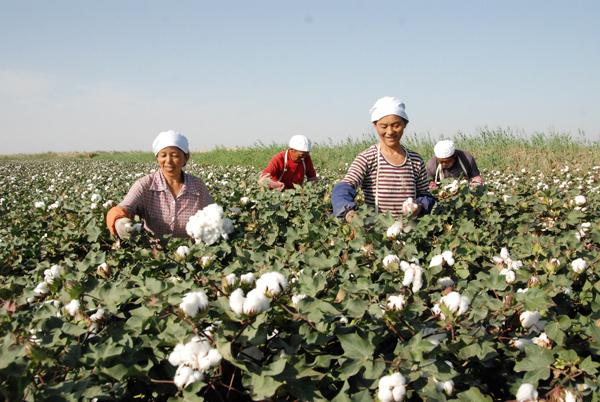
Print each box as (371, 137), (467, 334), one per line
(342, 144), (431, 217)
(120, 170), (213, 238)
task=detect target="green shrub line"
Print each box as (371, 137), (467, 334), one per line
(2, 129), (599, 172)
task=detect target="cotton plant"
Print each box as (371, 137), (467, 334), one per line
(398, 261), (424, 292)
(432, 291), (470, 320)
(228, 271), (288, 317)
(64, 299), (81, 317)
(515, 383), (538, 401)
(382, 254), (400, 271)
(434, 378), (455, 396)
(386, 295), (406, 312)
(185, 203), (234, 245)
(175, 245), (190, 259)
(519, 311), (546, 333)
(575, 222), (592, 241)
(492, 247), (523, 270)
(179, 291), (209, 318)
(377, 373), (406, 402)
(386, 222), (403, 239)
(532, 332), (552, 349)
(429, 250), (455, 268)
(168, 335), (222, 390)
(571, 258), (588, 274)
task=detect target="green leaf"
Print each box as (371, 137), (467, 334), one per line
(456, 387), (493, 402)
(338, 332), (374, 361)
(580, 356), (600, 375)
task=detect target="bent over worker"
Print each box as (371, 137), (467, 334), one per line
(426, 140), (483, 189)
(259, 135), (318, 191)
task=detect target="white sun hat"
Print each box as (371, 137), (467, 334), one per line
(288, 135), (311, 152)
(434, 140), (456, 159)
(369, 96), (409, 123)
(152, 130), (189, 155)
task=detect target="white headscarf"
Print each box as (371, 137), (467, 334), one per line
(369, 96), (409, 123)
(434, 140), (456, 158)
(152, 130), (189, 155)
(288, 135), (311, 152)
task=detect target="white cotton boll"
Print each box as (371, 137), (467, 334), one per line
(206, 348), (222, 368)
(174, 366), (194, 389)
(441, 292), (461, 313)
(391, 385), (406, 401)
(441, 250), (454, 266)
(383, 255), (400, 269)
(402, 197), (418, 215)
(402, 267), (414, 287)
(520, 311), (542, 332)
(168, 343), (186, 366)
(225, 273), (237, 287)
(532, 332), (552, 348)
(34, 201), (45, 209)
(229, 288), (246, 316)
(292, 294), (307, 305)
(65, 300), (80, 317)
(102, 200), (114, 208)
(90, 193), (102, 203)
(197, 356), (213, 371)
(44, 265), (63, 285)
(437, 277), (454, 288)
(339, 315), (349, 324)
(33, 281), (49, 297)
(175, 246), (190, 258)
(429, 254), (444, 267)
(500, 247), (511, 260)
(200, 255), (215, 268)
(510, 337), (533, 350)
(411, 265), (423, 292)
(516, 383), (538, 401)
(90, 202), (98, 210)
(571, 258), (588, 274)
(243, 288), (271, 316)
(501, 269), (516, 284)
(255, 272), (288, 296)
(240, 272), (255, 285)
(240, 196), (250, 205)
(510, 260), (524, 270)
(399, 261), (410, 272)
(386, 295), (406, 311)
(386, 222), (403, 239)
(435, 379), (454, 396)
(574, 195), (586, 206)
(179, 291), (209, 318)
(492, 256), (505, 264)
(563, 389), (578, 402)
(378, 387), (393, 402)
(90, 308), (105, 322)
(432, 303), (444, 319)
(457, 295), (470, 316)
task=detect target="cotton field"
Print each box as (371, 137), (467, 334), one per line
(0, 160), (599, 401)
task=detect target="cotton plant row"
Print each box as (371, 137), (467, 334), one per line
(2, 160), (600, 401)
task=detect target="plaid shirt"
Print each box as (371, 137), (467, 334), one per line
(120, 170), (213, 238)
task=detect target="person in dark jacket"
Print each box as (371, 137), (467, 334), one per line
(426, 140), (483, 189)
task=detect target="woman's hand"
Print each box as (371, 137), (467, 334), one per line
(115, 218), (141, 240)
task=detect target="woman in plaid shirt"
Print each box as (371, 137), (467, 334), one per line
(106, 130), (213, 240)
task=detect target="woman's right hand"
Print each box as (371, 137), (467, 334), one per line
(115, 218), (140, 240)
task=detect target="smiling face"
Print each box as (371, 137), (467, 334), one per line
(156, 146), (188, 177)
(373, 114), (407, 149)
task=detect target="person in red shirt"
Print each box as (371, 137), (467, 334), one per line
(259, 135), (318, 191)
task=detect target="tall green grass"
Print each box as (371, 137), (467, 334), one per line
(2, 129), (599, 172)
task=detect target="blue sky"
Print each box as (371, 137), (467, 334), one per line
(1, 1), (599, 154)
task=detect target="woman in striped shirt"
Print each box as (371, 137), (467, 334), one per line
(332, 96), (435, 220)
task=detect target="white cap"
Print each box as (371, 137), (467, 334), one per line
(152, 130), (189, 155)
(369, 96), (409, 122)
(434, 140), (456, 159)
(288, 135), (311, 152)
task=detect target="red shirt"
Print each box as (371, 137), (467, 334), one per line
(262, 150), (317, 189)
